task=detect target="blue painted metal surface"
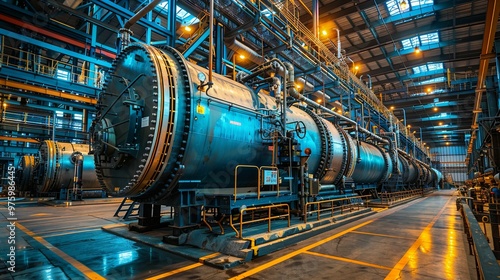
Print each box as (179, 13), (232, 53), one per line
(183, 29), (210, 58)
(0, 29), (110, 69)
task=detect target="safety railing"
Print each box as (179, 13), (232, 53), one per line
(379, 189), (423, 205)
(0, 42), (102, 88)
(230, 203), (290, 239)
(1, 110), (87, 139)
(458, 201), (500, 279)
(234, 165), (260, 202)
(266, 0), (429, 159)
(234, 165), (284, 202)
(303, 195), (370, 223)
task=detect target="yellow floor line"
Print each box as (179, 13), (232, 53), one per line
(31, 224), (104, 235)
(351, 231), (415, 240)
(145, 252), (220, 280)
(41, 228), (102, 238)
(303, 251), (392, 270)
(228, 220), (374, 280)
(16, 222), (106, 280)
(102, 223), (129, 229)
(384, 196), (452, 279)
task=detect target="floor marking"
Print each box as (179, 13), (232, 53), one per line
(145, 252), (220, 280)
(32, 224), (104, 235)
(31, 213), (52, 217)
(303, 251), (392, 270)
(19, 216), (72, 222)
(16, 222), (106, 280)
(102, 223), (129, 229)
(228, 220), (374, 280)
(351, 231), (415, 240)
(384, 196), (453, 280)
(41, 228), (102, 238)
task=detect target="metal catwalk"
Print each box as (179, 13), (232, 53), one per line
(0, 190), (477, 279)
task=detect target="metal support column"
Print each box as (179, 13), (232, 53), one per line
(215, 23), (226, 75)
(491, 130), (500, 173)
(135, 203), (161, 228)
(166, 0), (177, 47)
(88, 4), (101, 88)
(496, 41), (500, 99)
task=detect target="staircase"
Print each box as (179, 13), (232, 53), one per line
(114, 198), (140, 219)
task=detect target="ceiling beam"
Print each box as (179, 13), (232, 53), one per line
(361, 50), (480, 78)
(344, 13), (486, 55)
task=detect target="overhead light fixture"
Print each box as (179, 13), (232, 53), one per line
(239, 54), (246, 59)
(184, 26), (192, 32)
(414, 46), (421, 54)
(400, 0), (408, 11)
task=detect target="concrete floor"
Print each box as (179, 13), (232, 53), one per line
(0, 190), (478, 279)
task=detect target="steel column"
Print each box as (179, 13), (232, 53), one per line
(215, 23), (226, 75)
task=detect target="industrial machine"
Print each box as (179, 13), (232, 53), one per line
(16, 140), (104, 200)
(92, 43), (441, 227)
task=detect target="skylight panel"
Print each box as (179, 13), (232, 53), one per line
(401, 36), (420, 49)
(159, 1), (199, 25)
(410, 0), (433, 7)
(415, 77), (446, 85)
(420, 32), (439, 45)
(412, 62), (443, 74)
(401, 32), (439, 50)
(427, 62), (443, 71)
(386, 0), (400, 16)
(386, 0), (434, 16)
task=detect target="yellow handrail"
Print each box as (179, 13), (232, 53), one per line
(303, 195), (370, 223)
(229, 203), (290, 239)
(0, 43), (101, 88)
(234, 165), (260, 202)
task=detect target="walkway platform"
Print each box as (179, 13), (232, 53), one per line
(0, 189), (491, 279)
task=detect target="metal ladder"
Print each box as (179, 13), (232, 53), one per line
(114, 198), (140, 219)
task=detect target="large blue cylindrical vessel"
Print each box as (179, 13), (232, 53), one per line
(92, 43), (435, 203)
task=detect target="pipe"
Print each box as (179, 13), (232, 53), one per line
(225, 38), (267, 65)
(381, 134), (398, 173)
(296, 77), (331, 100)
(0, 14), (115, 59)
(52, 112), (56, 141)
(119, 0), (162, 51)
(72, 151), (84, 200)
(333, 28), (341, 60)
(312, 0), (319, 38)
(467, 0), (500, 162)
(124, 0), (162, 29)
(208, 0), (215, 85)
(287, 85), (388, 144)
(0, 79), (96, 105)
